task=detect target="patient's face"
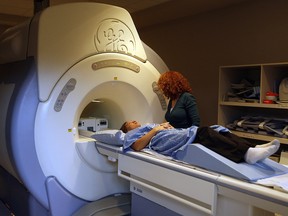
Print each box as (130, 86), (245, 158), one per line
(125, 120), (141, 131)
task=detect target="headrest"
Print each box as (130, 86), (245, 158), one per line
(91, 129), (125, 146)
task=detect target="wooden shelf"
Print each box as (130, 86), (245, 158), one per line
(219, 101), (288, 109)
(218, 63), (288, 145)
(231, 130), (288, 144)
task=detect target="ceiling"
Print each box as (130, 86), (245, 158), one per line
(0, 0), (249, 32)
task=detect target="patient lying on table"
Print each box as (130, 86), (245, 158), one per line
(120, 121), (280, 164)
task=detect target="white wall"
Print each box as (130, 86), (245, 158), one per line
(137, 0), (288, 126)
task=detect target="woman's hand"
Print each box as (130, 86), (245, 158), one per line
(131, 123), (173, 151)
(132, 123), (172, 151)
(153, 123), (173, 133)
(160, 122), (173, 129)
(153, 125), (166, 132)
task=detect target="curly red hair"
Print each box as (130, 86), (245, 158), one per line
(157, 71), (192, 99)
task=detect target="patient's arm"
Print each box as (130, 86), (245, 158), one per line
(131, 125), (167, 151)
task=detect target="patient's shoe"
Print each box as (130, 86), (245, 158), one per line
(244, 139), (280, 164)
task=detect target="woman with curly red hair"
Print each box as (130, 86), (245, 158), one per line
(157, 71), (200, 128)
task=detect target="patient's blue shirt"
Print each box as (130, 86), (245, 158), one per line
(123, 123), (198, 156)
(123, 124), (229, 157)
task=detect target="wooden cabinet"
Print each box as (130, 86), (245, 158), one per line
(218, 63), (288, 144)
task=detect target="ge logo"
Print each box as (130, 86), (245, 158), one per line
(95, 18), (136, 56)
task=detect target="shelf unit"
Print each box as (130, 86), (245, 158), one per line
(218, 63), (288, 145)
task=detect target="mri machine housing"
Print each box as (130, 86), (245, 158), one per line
(1, 3), (288, 216)
(0, 3), (168, 215)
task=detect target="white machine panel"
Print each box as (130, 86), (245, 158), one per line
(78, 117), (108, 132)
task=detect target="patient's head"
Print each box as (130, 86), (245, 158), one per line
(120, 120), (141, 133)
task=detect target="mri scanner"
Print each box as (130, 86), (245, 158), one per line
(0, 2), (288, 216)
(0, 3), (167, 215)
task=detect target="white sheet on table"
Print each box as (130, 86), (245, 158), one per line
(256, 173), (288, 192)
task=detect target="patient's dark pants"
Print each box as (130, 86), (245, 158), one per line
(193, 126), (256, 163)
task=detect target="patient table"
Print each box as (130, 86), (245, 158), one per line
(93, 140), (288, 216)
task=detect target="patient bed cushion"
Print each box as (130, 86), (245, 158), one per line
(175, 144), (288, 182)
